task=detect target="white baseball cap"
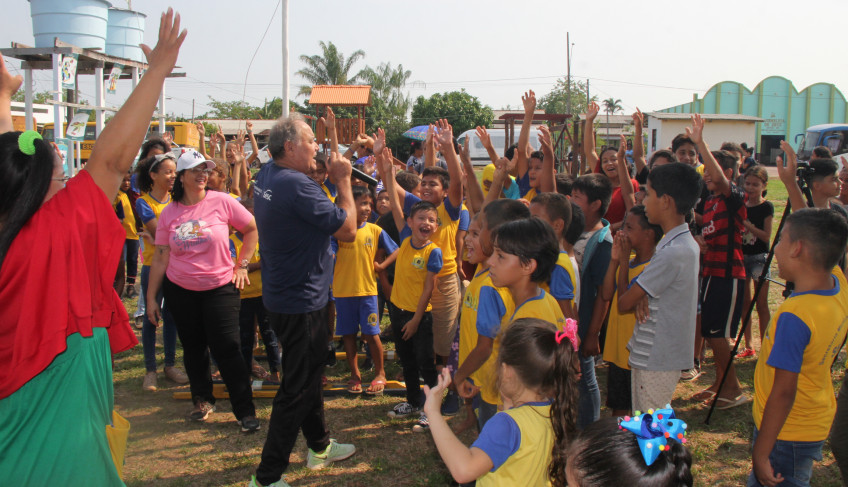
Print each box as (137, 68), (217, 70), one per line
(176, 150), (216, 172)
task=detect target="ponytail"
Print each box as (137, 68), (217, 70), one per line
(497, 318), (579, 487)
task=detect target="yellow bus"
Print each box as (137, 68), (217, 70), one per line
(42, 121), (200, 161)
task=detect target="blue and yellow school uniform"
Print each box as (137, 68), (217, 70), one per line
(523, 187), (538, 202)
(603, 258), (649, 370)
(229, 233), (262, 299)
(321, 179), (337, 202)
(753, 269), (848, 442)
(404, 193), (460, 277)
(390, 227), (443, 313)
(471, 401), (553, 487)
(541, 251), (576, 305)
(459, 269), (514, 391)
(136, 192), (171, 266)
(114, 191), (138, 241)
(479, 290), (564, 405)
(331, 223), (398, 335)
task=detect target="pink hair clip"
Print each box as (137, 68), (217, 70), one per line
(554, 318), (579, 351)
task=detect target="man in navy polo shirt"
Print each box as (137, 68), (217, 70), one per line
(252, 113), (358, 487)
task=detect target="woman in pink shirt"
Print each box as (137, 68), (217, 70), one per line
(147, 149), (260, 433)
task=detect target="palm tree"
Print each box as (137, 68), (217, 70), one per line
(602, 97), (623, 147)
(296, 41), (366, 97)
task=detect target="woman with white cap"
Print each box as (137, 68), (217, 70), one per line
(146, 149), (260, 432)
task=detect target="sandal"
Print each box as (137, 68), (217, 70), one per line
(347, 379), (363, 394)
(366, 379), (386, 395)
(716, 394), (752, 410)
(252, 362), (271, 381)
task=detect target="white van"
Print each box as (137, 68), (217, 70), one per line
(456, 127), (543, 166)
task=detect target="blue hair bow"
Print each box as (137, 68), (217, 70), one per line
(618, 404), (688, 466)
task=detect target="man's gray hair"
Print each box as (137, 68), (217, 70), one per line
(268, 112), (306, 160)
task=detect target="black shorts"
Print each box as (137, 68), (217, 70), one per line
(699, 276), (745, 339)
(605, 363), (632, 412)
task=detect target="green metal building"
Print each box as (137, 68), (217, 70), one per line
(658, 76), (847, 162)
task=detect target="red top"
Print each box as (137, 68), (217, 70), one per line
(605, 181), (639, 225)
(0, 170), (138, 399)
(701, 184), (747, 279)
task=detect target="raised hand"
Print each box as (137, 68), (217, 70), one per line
(475, 125), (492, 148)
(423, 368), (452, 416)
(522, 90), (537, 114)
(0, 53), (23, 101)
(327, 150), (353, 186)
(778, 140), (798, 184)
(373, 127), (386, 155)
(140, 8), (187, 75)
(362, 155), (377, 176)
(586, 101), (600, 120)
(318, 107), (336, 133)
(538, 124), (553, 150)
(632, 108), (644, 127)
(460, 136), (471, 164)
(235, 129), (246, 149)
(194, 121), (205, 137)
(246, 120), (253, 133)
(434, 119), (454, 150)
(611, 230), (623, 261)
(618, 134), (627, 160)
(685, 114), (705, 145)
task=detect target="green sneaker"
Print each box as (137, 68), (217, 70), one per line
(249, 475), (290, 487)
(306, 439), (356, 470)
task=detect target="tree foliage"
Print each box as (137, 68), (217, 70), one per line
(603, 97), (623, 116)
(11, 90), (52, 104)
(537, 78), (596, 116)
(296, 41), (365, 97)
(361, 62), (412, 156)
(411, 90), (493, 137)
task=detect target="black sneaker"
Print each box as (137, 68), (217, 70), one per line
(239, 415), (260, 433)
(326, 343), (337, 367)
(440, 390), (460, 417)
(387, 402), (419, 419)
(412, 413), (430, 432)
(189, 401), (214, 421)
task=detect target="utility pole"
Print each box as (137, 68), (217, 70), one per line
(191, 99), (195, 121)
(566, 32), (571, 117)
(281, 0), (290, 117)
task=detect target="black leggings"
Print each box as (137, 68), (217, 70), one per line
(162, 277), (255, 420)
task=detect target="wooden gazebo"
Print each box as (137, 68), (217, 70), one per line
(308, 85), (371, 145)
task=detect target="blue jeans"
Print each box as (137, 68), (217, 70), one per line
(139, 265), (178, 372)
(577, 352), (601, 430)
(747, 426), (824, 487)
(478, 399), (498, 431)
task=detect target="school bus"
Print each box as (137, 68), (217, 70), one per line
(42, 121), (200, 161)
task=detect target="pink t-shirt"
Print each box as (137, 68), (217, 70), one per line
(155, 191), (253, 291)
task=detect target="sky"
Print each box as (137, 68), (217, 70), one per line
(4, 0), (847, 121)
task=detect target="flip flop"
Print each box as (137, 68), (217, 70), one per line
(347, 379), (363, 394)
(691, 389), (716, 402)
(366, 379), (386, 395)
(716, 394), (752, 410)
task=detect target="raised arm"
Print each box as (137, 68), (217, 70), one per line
(86, 9), (186, 201)
(778, 141), (808, 210)
(380, 147), (407, 232)
(617, 135), (636, 211)
(328, 151), (357, 242)
(460, 137), (485, 215)
(424, 124), (437, 168)
(686, 114), (731, 197)
(434, 119), (463, 207)
(476, 126), (500, 166)
(195, 121), (209, 159)
(245, 121), (259, 165)
(537, 125), (556, 193)
(583, 101), (600, 175)
(319, 107), (339, 155)
(631, 109), (647, 176)
(483, 157), (510, 209)
(516, 90), (536, 179)
(0, 54), (23, 134)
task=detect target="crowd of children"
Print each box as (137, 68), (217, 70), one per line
(5, 21), (847, 481)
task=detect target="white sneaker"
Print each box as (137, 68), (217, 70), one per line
(306, 439), (356, 470)
(249, 475), (290, 487)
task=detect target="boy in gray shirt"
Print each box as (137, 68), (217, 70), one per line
(617, 163), (703, 412)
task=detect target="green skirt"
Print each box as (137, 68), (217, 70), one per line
(0, 328), (125, 486)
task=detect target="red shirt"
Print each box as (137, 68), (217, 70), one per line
(605, 181), (639, 225)
(701, 184), (747, 279)
(0, 170), (137, 399)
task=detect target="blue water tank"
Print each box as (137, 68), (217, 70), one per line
(106, 8), (146, 62)
(30, 0), (113, 50)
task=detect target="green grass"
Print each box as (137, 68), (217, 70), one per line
(115, 178), (846, 485)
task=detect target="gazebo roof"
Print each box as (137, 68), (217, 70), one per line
(308, 85), (372, 107)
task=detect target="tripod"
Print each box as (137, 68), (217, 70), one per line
(704, 176), (815, 424)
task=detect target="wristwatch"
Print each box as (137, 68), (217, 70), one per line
(238, 259), (250, 270)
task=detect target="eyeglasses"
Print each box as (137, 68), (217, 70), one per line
(52, 175), (71, 184)
(188, 166), (212, 175)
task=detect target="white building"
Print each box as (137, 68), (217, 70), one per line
(11, 102), (54, 128)
(646, 112), (762, 155)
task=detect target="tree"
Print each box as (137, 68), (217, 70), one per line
(296, 41), (365, 97)
(361, 62), (412, 156)
(537, 78), (596, 117)
(602, 97), (623, 146)
(12, 90), (52, 104)
(411, 90), (493, 138)
(202, 97), (261, 120)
